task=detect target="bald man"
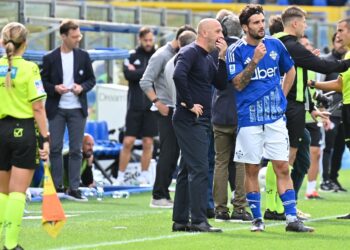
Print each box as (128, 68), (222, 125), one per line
(172, 18), (227, 233)
(64, 133), (95, 189)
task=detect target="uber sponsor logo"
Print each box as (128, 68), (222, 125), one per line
(251, 67), (277, 80)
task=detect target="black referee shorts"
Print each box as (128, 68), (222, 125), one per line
(0, 116), (39, 171)
(305, 122), (322, 147)
(124, 109), (158, 138)
(286, 100), (306, 148)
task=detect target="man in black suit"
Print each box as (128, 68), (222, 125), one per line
(41, 20), (96, 201)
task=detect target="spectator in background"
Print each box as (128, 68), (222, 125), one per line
(320, 33), (348, 192)
(172, 18), (227, 233)
(139, 25), (196, 208)
(42, 20), (96, 202)
(115, 27), (156, 186)
(268, 15), (283, 36)
(63, 133), (95, 188)
(211, 9), (252, 223)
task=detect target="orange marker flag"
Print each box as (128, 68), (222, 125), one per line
(42, 161), (66, 238)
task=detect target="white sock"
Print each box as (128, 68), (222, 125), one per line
(306, 180), (316, 194)
(286, 214), (298, 223)
(118, 171), (125, 179)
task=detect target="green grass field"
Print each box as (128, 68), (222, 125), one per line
(14, 170), (350, 250)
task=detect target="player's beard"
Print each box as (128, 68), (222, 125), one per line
(83, 151), (93, 159)
(143, 44), (154, 52)
(249, 29), (265, 40)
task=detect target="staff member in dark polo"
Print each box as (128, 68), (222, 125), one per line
(0, 22), (49, 250)
(172, 18), (227, 233)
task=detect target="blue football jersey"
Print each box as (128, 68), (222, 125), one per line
(226, 36), (294, 127)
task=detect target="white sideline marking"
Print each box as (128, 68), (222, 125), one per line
(23, 214), (78, 220)
(26, 210), (165, 215)
(48, 214), (341, 250)
(26, 210), (111, 214)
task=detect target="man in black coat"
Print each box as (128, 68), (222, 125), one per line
(41, 20), (96, 201)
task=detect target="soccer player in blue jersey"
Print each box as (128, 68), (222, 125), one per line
(226, 4), (314, 232)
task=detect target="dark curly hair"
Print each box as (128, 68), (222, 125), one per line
(239, 4), (264, 26)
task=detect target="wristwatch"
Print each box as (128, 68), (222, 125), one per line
(40, 134), (50, 143)
(309, 80), (316, 89)
(152, 97), (160, 103)
(218, 56), (225, 61)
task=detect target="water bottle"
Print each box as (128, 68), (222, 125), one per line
(96, 182), (104, 201)
(112, 191), (130, 199)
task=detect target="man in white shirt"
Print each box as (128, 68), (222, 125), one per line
(42, 20), (96, 202)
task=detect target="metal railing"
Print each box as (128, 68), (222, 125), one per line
(0, 0), (345, 83)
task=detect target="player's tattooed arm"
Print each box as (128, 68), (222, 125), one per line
(232, 42), (266, 91)
(232, 60), (257, 91)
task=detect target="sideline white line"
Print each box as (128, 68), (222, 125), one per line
(48, 214), (341, 250)
(25, 210), (166, 215)
(23, 214), (79, 220)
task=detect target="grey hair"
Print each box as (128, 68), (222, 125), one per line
(178, 30), (197, 48)
(216, 9), (232, 21)
(223, 14), (242, 38)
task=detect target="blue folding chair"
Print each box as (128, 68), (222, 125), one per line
(85, 120), (123, 183)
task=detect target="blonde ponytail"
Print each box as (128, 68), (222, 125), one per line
(4, 41), (15, 88)
(1, 22), (28, 89)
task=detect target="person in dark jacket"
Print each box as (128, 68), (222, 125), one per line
(172, 18), (227, 233)
(115, 27), (156, 185)
(320, 33), (348, 192)
(277, 6), (350, 204)
(42, 20), (96, 201)
(211, 9), (252, 223)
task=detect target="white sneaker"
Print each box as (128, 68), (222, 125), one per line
(113, 176), (126, 186)
(138, 171), (152, 185)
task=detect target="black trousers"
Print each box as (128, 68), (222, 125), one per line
(322, 116), (345, 181)
(172, 117), (210, 224)
(152, 109), (180, 200)
(331, 121), (345, 181)
(291, 128), (311, 200)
